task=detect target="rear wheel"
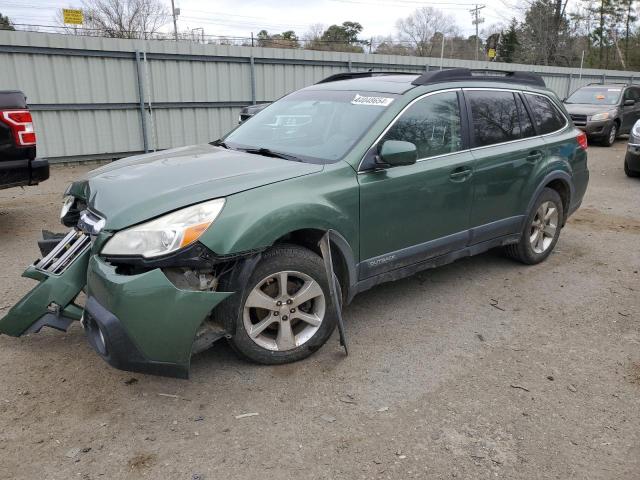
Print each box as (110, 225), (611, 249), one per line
(224, 245), (337, 364)
(504, 188), (563, 265)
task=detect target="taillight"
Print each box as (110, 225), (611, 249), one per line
(576, 130), (588, 151)
(0, 110), (36, 146)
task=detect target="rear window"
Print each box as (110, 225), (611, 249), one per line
(525, 94), (566, 135)
(467, 90), (521, 147)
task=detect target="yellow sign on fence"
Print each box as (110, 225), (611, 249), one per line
(62, 9), (84, 25)
(488, 48), (496, 59)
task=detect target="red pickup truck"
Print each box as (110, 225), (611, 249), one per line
(0, 90), (48, 189)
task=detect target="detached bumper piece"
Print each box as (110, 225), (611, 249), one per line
(0, 230), (89, 337)
(86, 256), (233, 378)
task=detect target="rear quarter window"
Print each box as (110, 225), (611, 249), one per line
(525, 94), (566, 135)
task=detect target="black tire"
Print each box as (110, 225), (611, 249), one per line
(222, 244), (338, 365)
(504, 188), (564, 265)
(624, 158), (640, 177)
(601, 122), (618, 147)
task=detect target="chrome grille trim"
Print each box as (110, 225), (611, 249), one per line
(35, 230), (91, 275)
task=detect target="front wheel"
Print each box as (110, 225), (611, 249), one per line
(504, 188), (563, 265)
(624, 158), (640, 177)
(223, 245), (337, 364)
(602, 122), (618, 147)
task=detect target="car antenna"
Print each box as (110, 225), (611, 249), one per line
(319, 231), (349, 355)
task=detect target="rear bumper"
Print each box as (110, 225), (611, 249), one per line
(0, 158), (49, 190)
(85, 256), (233, 378)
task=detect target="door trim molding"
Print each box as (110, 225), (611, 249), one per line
(357, 215), (525, 281)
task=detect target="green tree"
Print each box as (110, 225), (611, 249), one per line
(497, 18), (519, 63)
(316, 21), (365, 52)
(0, 12), (15, 31)
(256, 29), (299, 49)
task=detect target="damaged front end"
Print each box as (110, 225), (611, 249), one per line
(0, 225), (245, 378)
(0, 230), (89, 337)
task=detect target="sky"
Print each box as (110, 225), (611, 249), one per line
(1, 0), (532, 40)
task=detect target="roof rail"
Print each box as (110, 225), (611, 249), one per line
(585, 82), (629, 86)
(411, 68), (546, 87)
(316, 71), (418, 84)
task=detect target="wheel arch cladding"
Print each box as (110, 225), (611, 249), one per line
(271, 228), (357, 304)
(527, 171), (574, 225)
(545, 178), (570, 220)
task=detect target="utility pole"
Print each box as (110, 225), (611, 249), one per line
(470, 4), (485, 62)
(170, 0), (179, 41)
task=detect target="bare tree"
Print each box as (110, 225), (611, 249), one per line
(395, 7), (457, 57)
(57, 0), (169, 39)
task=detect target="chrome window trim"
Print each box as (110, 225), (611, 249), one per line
(357, 88), (462, 172)
(521, 91), (570, 137)
(358, 87), (571, 173)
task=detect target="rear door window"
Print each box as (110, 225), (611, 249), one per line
(380, 90), (463, 159)
(525, 94), (566, 135)
(466, 90), (522, 147)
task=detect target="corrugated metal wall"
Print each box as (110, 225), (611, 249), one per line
(1, 30), (639, 162)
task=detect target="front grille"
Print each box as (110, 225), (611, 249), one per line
(35, 230), (90, 275)
(570, 114), (587, 126)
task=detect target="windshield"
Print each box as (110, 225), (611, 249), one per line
(222, 89), (398, 163)
(565, 87), (622, 105)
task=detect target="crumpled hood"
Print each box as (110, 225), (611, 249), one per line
(564, 103), (618, 116)
(69, 144), (323, 230)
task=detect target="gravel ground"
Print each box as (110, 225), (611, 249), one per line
(0, 143), (639, 480)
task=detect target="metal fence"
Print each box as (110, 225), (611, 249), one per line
(2, 30), (640, 162)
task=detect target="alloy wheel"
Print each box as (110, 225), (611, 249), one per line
(529, 201), (559, 254)
(243, 270), (326, 351)
(609, 124), (617, 144)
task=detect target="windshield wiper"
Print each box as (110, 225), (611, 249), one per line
(211, 139), (231, 149)
(241, 147), (303, 162)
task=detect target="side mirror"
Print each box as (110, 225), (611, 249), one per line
(624, 99), (636, 106)
(377, 140), (417, 167)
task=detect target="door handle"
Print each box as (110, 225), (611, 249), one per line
(449, 166), (472, 181)
(526, 150), (543, 162)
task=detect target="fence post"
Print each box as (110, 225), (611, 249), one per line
(425, 64), (430, 72)
(630, 75), (634, 85)
(134, 49), (149, 153)
(566, 73), (573, 98)
(249, 55), (256, 105)
(348, 60), (352, 72)
(602, 73), (606, 84)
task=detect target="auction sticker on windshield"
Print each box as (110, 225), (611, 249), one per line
(351, 94), (394, 106)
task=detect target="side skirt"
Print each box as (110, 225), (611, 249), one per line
(353, 233), (520, 296)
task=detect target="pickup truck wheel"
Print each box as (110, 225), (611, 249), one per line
(504, 188), (563, 265)
(226, 245), (338, 364)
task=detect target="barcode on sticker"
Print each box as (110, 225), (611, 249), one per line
(351, 94), (394, 106)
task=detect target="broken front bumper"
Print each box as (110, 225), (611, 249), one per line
(85, 256), (232, 378)
(0, 231), (234, 378)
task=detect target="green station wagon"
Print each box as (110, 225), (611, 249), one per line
(0, 69), (589, 378)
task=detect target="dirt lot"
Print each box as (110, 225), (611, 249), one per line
(1, 143), (639, 480)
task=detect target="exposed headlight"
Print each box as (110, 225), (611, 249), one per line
(632, 120), (640, 138)
(101, 198), (225, 258)
(60, 195), (75, 219)
(590, 112), (610, 121)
